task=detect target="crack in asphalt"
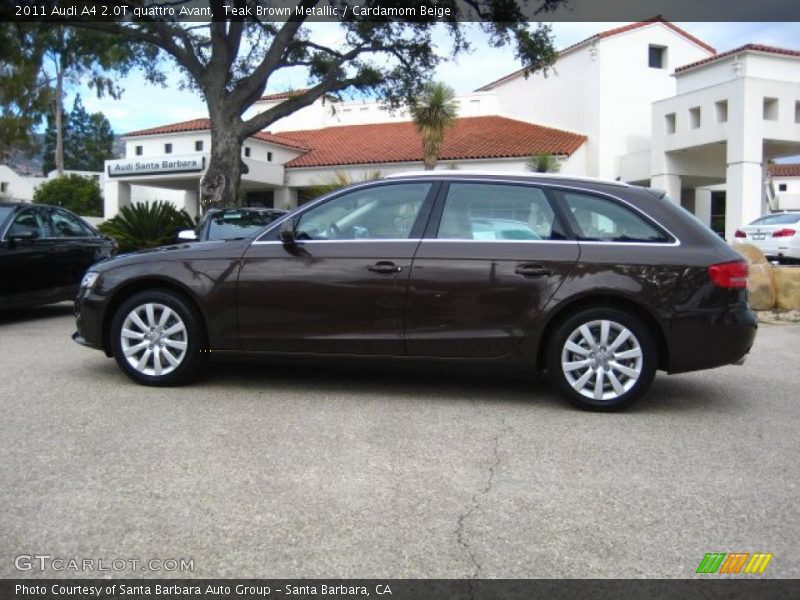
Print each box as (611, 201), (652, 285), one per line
(455, 420), (511, 583)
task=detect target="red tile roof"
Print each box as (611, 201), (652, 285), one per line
(125, 118), (211, 137)
(258, 89), (309, 102)
(275, 116), (586, 168)
(124, 118), (309, 151)
(124, 116), (586, 169)
(768, 164), (800, 177)
(476, 17), (715, 91)
(675, 44), (800, 73)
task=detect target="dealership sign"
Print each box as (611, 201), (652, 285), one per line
(107, 155), (205, 177)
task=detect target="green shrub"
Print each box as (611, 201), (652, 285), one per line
(99, 201), (195, 252)
(33, 174), (104, 216)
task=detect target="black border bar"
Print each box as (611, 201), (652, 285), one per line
(3, 579), (800, 600)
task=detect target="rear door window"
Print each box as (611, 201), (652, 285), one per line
(436, 183), (561, 240)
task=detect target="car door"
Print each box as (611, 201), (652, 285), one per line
(237, 181), (437, 354)
(0, 206), (60, 305)
(405, 181), (580, 358)
(44, 207), (110, 292)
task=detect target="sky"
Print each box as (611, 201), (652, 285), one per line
(71, 21), (800, 134)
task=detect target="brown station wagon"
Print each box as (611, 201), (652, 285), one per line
(73, 172), (757, 410)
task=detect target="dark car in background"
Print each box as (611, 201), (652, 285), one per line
(73, 172), (756, 410)
(177, 207), (287, 242)
(1, 201), (117, 310)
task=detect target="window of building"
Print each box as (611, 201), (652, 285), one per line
(689, 107), (701, 129)
(195, 140), (203, 151)
(795, 101), (800, 124)
(778, 183), (788, 192)
(665, 113), (676, 134)
(267, 152), (273, 162)
(715, 100), (728, 123)
(244, 147), (251, 158)
(648, 45), (666, 69)
(763, 97), (779, 121)
(0, 182), (8, 193)
(164, 143), (173, 154)
(710, 191), (726, 237)
(135, 145), (143, 156)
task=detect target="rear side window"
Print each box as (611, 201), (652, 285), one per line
(50, 209), (92, 237)
(559, 192), (671, 243)
(437, 183), (560, 240)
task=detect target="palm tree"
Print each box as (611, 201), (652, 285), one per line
(410, 82), (458, 170)
(526, 153), (562, 173)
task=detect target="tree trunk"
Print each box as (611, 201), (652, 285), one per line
(200, 123), (246, 211)
(54, 58), (64, 177)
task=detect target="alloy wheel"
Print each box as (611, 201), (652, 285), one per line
(120, 302), (188, 377)
(560, 319), (643, 402)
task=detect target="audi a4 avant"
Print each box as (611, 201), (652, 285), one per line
(73, 173), (756, 410)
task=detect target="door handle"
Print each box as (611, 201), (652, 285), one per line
(515, 263), (552, 278)
(368, 261), (403, 275)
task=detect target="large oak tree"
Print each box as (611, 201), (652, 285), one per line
(59, 0), (564, 208)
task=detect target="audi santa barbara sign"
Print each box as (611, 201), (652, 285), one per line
(107, 155), (205, 177)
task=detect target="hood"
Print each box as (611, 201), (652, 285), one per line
(92, 238), (251, 272)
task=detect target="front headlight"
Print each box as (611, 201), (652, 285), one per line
(80, 271), (100, 290)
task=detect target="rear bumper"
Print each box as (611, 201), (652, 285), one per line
(665, 304), (757, 374)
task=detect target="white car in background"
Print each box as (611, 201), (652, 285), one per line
(735, 212), (800, 263)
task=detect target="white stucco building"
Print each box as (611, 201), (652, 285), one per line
(97, 18), (800, 239)
(0, 166), (103, 202)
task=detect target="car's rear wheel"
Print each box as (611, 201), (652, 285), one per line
(110, 289), (206, 386)
(546, 307), (656, 411)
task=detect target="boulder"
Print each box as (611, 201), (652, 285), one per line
(773, 266), (800, 310)
(747, 263), (777, 310)
(733, 242), (768, 265)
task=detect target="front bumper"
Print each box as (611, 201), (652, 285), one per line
(72, 287), (108, 354)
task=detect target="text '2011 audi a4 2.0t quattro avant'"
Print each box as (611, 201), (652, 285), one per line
(73, 172), (757, 410)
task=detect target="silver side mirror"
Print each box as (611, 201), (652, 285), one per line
(177, 229), (198, 241)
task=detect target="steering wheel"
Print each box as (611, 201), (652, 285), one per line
(326, 222), (341, 239)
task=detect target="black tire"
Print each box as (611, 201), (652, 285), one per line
(110, 289), (207, 386)
(545, 307), (657, 411)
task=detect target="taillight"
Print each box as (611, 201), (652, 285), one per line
(734, 229), (747, 238)
(708, 261), (748, 288)
(772, 228), (796, 237)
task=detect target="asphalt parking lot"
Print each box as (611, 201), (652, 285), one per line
(1, 303), (798, 579)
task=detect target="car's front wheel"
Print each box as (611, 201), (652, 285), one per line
(110, 289), (206, 386)
(546, 307), (656, 411)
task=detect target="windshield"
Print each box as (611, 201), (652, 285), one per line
(206, 210), (284, 240)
